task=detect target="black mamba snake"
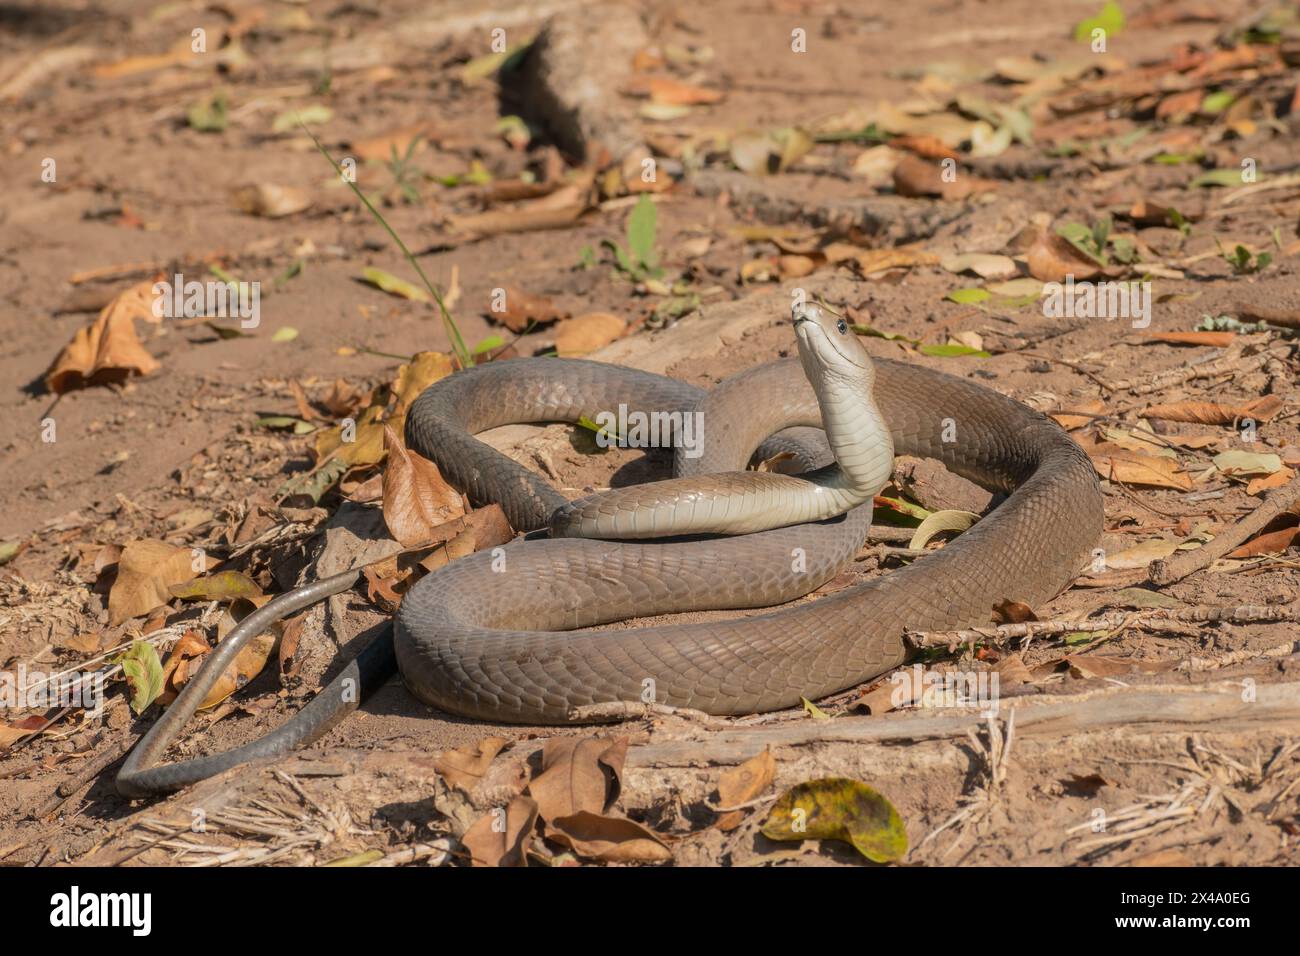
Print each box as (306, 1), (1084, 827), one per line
(117, 305), (1103, 796)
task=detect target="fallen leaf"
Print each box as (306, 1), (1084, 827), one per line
(44, 281), (160, 393)
(548, 810), (672, 863)
(231, 183), (313, 218)
(1090, 449), (1193, 491)
(462, 794), (539, 867)
(528, 736), (628, 823)
(1140, 331), (1235, 348)
(382, 426), (465, 547)
(715, 748), (776, 831)
(892, 154), (995, 199)
(1141, 395), (1284, 425)
(1026, 228), (1102, 282)
(1051, 398), (1106, 430)
(490, 287), (565, 333)
(646, 76), (723, 105)
(169, 571), (263, 602)
(118, 641), (165, 714)
(761, 777), (907, 863)
(0, 716), (50, 749)
(1213, 450), (1282, 478)
(361, 267), (430, 303)
(992, 599), (1037, 624)
(554, 312), (627, 356)
(347, 123), (434, 162)
(801, 697), (831, 720)
(1227, 525), (1300, 558)
(909, 509), (980, 549)
(434, 737), (510, 792)
(1247, 467), (1294, 496)
(109, 540), (205, 624)
(940, 252), (1018, 280)
(391, 351), (456, 418)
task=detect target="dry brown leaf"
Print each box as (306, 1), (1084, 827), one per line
(1247, 466), (1295, 496)
(1140, 331), (1235, 348)
(381, 426), (465, 547)
(646, 76), (724, 105)
(777, 254), (818, 278)
(434, 737), (510, 792)
(0, 716), (49, 749)
(490, 287), (566, 333)
(554, 312), (627, 356)
(231, 183), (313, 218)
(1141, 395), (1284, 425)
(1050, 398), (1106, 430)
(449, 200), (587, 237)
(44, 281), (160, 393)
(1090, 449), (1194, 491)
(164, 621), (278, 711)
(715, 748), (776, 831)
(528, 736), (628, 824)
(462, 794), (539, 867)
(547, 810), (672, 863)
(889, 134), (960, 160)
(992, 599), (1037, 624)
(108, 540), (205, 625)
(1026, 229), (1102, 282)
(417, 505), (514, 572)
(1227, 525), (1300, 558)
(892, 154), (995, 200)
(348, 123), (434, 162)
(390, 352), (456, 420)
(850, 247), (939, 276)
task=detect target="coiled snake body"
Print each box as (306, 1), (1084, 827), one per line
(117, 306), (1102, 795)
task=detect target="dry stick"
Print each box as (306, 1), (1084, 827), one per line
(1148, 477), (1300, 586)
(30, 731), (138, 821)
(905, 604), (1300, 650)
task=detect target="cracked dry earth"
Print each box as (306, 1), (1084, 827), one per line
(2, 0), (1300, 866)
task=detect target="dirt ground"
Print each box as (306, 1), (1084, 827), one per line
(2, 0), (1300, 867)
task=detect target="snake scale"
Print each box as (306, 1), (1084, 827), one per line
(117, 306), (1103, 796)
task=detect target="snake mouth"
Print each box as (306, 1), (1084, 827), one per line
(794, 307), (870, 372)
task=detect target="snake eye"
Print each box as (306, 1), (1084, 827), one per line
(836, 319), (848, 335)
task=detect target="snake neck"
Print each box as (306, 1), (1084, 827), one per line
(807, 365), (895, 501)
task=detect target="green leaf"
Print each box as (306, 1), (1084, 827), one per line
(626, 195), (659, 273)
(117, 642), (165, 715)
(271, 326), (299, 343)
(1189, 168), (1251, 188)
(472, 335), (505, 355)
(946, 287), (991, 305)
(801, 697), (831, 720)
(169, 571), (263, 602)
(0, 540), (20, 565)
(254, 415), (315, 434)
(1200, 91), (1235, 114)
(187, 92), (228, 132)
(361, 267), (432, 302)
(909, 510), (980, 550)
(917, 342), (991, 358)
(1213, 450), (1282, 478)
(762, 778), (908, 863)
(1074, 1), (1125, 42)
(272, 104), (333, 133)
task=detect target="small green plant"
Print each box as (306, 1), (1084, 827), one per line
(1057, 216), (1137, 266)
(302, 125), (472, 367)
(602, 195), (662, 282)
(386, 135), (425, 204)
(1219, 241), (1272, 275)
(187, 91), (228, 132)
